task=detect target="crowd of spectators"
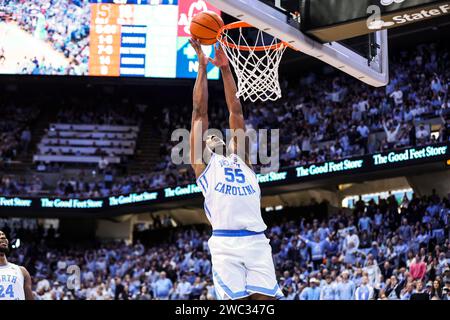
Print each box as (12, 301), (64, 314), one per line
(0, 99), (39, 165)
(156, 42), (449, 173)
(2, 0), (90, 75)
(3, 192), (449, 300)
(0, 42), (449, 197)
(32, 96), (145, 174)
(271, 191), (449, 300)
(54, 98), (145, 126)
(0, 174), (43, 196)
(1, 168), (192, 197)
(70, 41), (448, 195)
(3, 166), (192, 198)
(53, 168), (192, 198)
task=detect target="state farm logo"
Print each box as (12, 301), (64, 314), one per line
(380, 0), (405, 6)
(178, 0), (209, 35)
(368, 3), (450, 30)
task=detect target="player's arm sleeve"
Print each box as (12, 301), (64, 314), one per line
(20, 267), (34, 300)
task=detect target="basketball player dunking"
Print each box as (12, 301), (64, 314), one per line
(0, 231), (34, 300)
(189, 38), (283, 300)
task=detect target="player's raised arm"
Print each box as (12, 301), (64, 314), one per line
(190, 39), (209, 179)
(209, 44), (250, 166)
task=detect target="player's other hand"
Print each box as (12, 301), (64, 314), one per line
(189, 38), (209, 67)
(209, 43), (229, 69)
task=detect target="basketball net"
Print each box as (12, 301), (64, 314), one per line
(217, 22), (288, 103)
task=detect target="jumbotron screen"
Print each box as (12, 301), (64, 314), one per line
(0, 0), (220, 79)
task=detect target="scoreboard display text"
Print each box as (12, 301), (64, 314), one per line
(90, 0), (220, 78)
(0, 0), (220, 79)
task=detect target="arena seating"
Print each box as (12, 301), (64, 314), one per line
(0, 41), (448, 198)
(153, 41), (449, 175)
(33, 124), (139, 165)
(3, 193), (449, 300)
(0, 101), (39, 164)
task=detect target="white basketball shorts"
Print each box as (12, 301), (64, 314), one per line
(208, 230), (284, 300)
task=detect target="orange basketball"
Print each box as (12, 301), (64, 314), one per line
(190, 11), (224, 45)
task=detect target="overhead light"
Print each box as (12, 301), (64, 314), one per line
(12, 239), (21, 249)
(338, 183), (353, 191)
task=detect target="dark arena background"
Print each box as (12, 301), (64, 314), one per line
(0, 0), (449, 307)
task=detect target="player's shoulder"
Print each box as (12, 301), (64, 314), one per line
(4, 262), (19, 268)
(229, 152), (255, 172)
(18, 265), (28, 272)
(3, 262), (26, 274)
(15, 265), (30, 277)
(19, 266), (32, 281)
(196, 153), (217, 181)
(9, 263), (26, 270)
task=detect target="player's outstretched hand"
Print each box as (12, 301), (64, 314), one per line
(209, 43), (229, 69)
(189, 38), (209, 67)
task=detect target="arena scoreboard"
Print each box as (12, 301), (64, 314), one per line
(90, 0), (220, 78)
(0, 0), (220, 79)
(89, 0), (219, 79)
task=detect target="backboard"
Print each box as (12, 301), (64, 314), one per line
(209, 0), (390, 87)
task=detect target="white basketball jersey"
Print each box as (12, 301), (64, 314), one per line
(197, 153), (267, 232)
(0, 263), (25, 300)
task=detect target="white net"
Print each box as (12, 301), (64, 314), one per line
(218, 24), (287, 103)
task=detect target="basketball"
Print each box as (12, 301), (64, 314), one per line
(190, 11), (224, 45)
